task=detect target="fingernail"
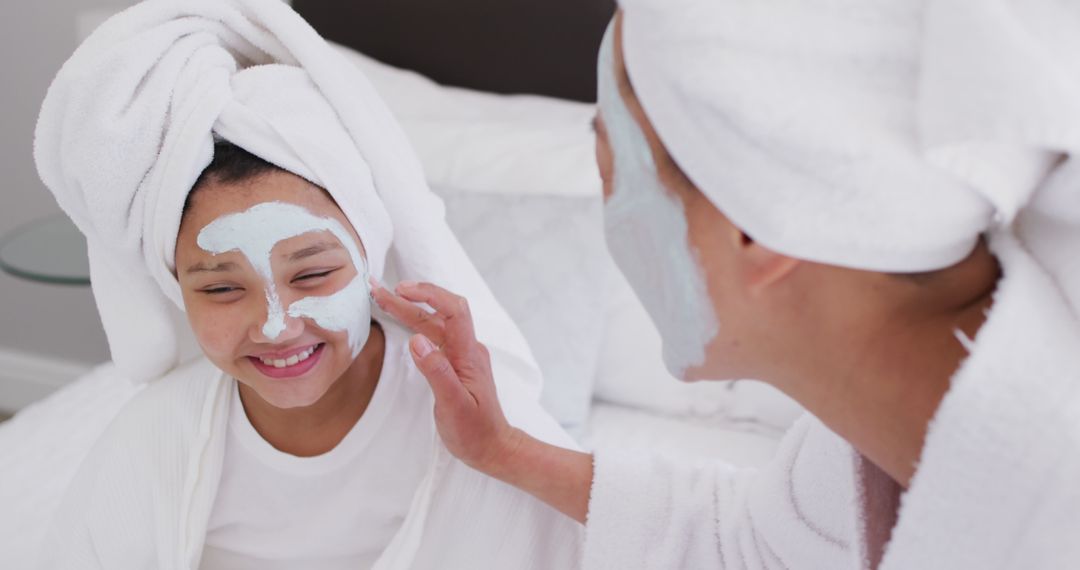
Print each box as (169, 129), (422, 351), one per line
(412, 334), (436, 358)
(368, 276), (382, 291)
(397, 280), (419, 292)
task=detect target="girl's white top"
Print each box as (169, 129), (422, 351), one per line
(200, 325), (433, 569)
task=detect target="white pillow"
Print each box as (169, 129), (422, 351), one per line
(582, 402), (782, 468)
(438, 191), (608, 435)
(333, 44), (601, 198)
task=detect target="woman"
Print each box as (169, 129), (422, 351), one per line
(374, 2), (1080, 569)
(32, 1), (581, 568)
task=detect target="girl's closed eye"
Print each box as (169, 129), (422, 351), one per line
(292, 268), (340, 286)
(200, 283), (244, 296)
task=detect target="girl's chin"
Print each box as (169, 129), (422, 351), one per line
(243, 378), (334, 410)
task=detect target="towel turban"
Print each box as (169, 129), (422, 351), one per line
(618, 0), (1080, 272)
(35, 0), (541, 387)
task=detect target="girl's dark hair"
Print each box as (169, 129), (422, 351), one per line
(182, 141), (283, 216)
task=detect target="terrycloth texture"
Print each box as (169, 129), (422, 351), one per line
(618, 0), (1080, 272)
(878, 233), (1080, 569)
(0, 364), (142, 569)
(584, 415), (871, 569)
(37, 323), (584, 570)
(34, 0), (540, 391)
(583, 232), (1080, 569)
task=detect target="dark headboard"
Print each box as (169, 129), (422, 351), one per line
(292, 0), (616, 103)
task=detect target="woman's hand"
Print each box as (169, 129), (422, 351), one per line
(370, 280), (524, 476)
(371, 279), (595, 523)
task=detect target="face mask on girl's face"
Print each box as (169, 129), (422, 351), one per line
(596, 23), (719, 379)
(177, 172), (377, 411)
(197, 201), (373, 358)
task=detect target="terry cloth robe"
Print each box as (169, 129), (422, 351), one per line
(37, 321), (583, 570)
(583, 232), (1080, 570)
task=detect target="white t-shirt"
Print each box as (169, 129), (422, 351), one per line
(200, 323), (435, 570)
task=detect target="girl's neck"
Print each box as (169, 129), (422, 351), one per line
(239, 322), (386, 457)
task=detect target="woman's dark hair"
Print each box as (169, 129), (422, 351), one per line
(182, 141), (283, 216)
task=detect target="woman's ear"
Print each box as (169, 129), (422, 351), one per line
(736, 231), (801, 294)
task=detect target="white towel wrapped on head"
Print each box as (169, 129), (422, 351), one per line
(618, 0), (1080, 272)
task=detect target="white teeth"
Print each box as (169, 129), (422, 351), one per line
(258, 345), (318, 368)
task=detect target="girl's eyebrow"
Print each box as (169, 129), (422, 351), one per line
(186, 260), (240, 274)
(183, 241), (342, 274)
(287, 240), (343, 262)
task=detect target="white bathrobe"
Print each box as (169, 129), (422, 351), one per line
(37, 322), (583, 570)
(583, 231), (1080, 569)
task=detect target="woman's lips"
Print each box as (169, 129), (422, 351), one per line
(248, 343), (325, 379)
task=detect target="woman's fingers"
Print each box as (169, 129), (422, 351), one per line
(394, 281), (477, 354)
(409, 334), (475, 411)
(370, 279), (447, 345)
(373, 279), (515, 477)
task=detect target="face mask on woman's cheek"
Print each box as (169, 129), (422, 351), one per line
(597, 24), (719, 379)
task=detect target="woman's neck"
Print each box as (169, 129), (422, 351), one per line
(787, 247), (1000, 487)
(239, 322), (386, 457)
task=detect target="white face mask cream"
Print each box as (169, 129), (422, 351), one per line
(597, 23), (719, 379)
(197, 201), (372, 357)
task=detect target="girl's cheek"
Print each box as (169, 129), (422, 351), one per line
(188, 304), (241, 360)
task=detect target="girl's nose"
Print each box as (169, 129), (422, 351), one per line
(250, 303), (304, 344)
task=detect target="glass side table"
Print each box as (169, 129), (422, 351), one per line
(0, 215), (90, 286)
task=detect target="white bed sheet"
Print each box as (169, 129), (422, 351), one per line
(582, 401), (784, 470)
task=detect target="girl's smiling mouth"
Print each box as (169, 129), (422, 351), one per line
(248, 342), (325, 379)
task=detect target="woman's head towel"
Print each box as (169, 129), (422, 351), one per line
(617, 0), (1080, 272)
(34, 0), (539, 387)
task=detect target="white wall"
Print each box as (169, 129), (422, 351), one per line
(0, 2), (137, 404)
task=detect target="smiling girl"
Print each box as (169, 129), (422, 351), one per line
(39, 139), (583, 570)
(30, 1), (582, 565)
(176, 143), (429, 568)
